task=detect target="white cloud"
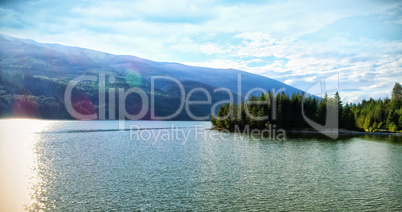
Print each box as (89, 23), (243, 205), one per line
(284, 79), (294, 85)
(199, 43), (227, 55)
(183, 31), (402, 103)
(184, 59), (246, 69)
(0, 0), (401, 102)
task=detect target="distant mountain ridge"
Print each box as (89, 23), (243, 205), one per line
(0, 34), (304, 120)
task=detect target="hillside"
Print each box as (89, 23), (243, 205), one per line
(0, 34), (304, 120)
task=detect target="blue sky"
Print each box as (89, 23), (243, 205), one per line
(1, 0), (401, 103)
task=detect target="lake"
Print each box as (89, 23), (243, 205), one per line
(1, 120), (401, 211)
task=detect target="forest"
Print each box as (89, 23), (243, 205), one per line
(1, 69), (401, 132)
(0, 71), (212, 120)
(211, 83), (402, 133)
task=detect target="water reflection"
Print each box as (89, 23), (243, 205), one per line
(0, 120), (401, 211)
(0, 119), (50, 211)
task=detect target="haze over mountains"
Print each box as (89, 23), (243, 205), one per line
(0, 34), (304, 120)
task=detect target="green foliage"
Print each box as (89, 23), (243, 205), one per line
(388, 122), (398, 132)
(341, 104), (355, 130)
(212, 83), (402, 133)
(0, 71), (219, 120)
(214, 91), (316, 130)
(392, 82), (402, 102)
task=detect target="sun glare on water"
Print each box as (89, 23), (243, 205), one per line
(0, 119), (51, 211)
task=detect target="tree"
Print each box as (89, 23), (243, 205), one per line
(211, 85), (401, 133)
(211, 115), (217, 127)
(341, 103), (355, 130)
(317, 94), (328, 126)
(334, 92), (343, 127)
(392, 82), (402, 102)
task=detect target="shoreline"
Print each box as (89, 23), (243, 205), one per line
(210, 127), (402, 137)
(288, 129), (402, 137)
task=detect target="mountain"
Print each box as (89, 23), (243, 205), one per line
(0, 34), (304, 120)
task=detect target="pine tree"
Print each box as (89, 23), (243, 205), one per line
(341, 103), (355, 130)
(334, 92), (343, 127)
(392, 82), (402, 102)
(211, 85), (401, 133)
(317, 94), (328, 126)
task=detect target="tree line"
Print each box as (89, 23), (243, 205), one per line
(211, 83), (402, 133)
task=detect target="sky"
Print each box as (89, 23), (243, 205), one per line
(1, 0), (402, 103)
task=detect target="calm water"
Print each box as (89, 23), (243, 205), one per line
(0, 120), (401, 211)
